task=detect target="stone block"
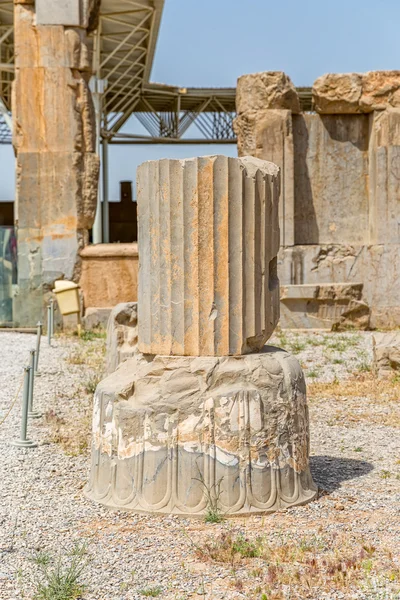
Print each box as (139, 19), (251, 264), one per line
(368, 108), (400, 245)
(360, 71), (400, 112)
(79, 244), (138, 310)
(105, 302), (138, 375)
(13, 68), (95, 153)
(373, 332), (400, 377)
(236, 71), (300, 114)
(13, 4), (90, 70)
(85, 347), (317, 516)
(279, 245), (400, 329)
(313, 71), (400, 114)
(292, 113), (369, 246)
(234, 110), (295, 247)
(83, 307), (111, 330)
(137, 155), (281, 356)
(313, 73), (363, 114)
(36, 0), (81, 26)
(280, 283), (370, 330)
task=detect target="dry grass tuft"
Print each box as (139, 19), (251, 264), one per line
(308, 372), (400, 428)
(44, 409), (91, 456)
(194, 530), (400, 599)
(47, 335), (105, 455)
(308, 372), (400, 404)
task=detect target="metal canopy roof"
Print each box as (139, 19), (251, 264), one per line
(96, 0), (165, 134)
(0, 0), (166, 142)
(0, 0), (313, 145)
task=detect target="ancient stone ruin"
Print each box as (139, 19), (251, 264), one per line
(12, 0), (100, 326)
(234, 70), (400, 329)
(86, 155), (317, 516)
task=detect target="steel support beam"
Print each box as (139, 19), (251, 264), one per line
(102, 137), (109, 243)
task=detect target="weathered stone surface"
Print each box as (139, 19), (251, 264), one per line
(105, 302), (138, 375)
(280, 283), (370, 330)
(83, 307), (111, 330)
(235, 110), (295, 248)
(86, 347), (317, 516)
(313, 71), (400, 114)
(313, 73), (363, 114)
(373, 332), (400, 377)
(13, 0), (100, 326)
(332, 300), (371, 331)
(360, 71), (400, 112)
(236, 71), (300, 114)
(79, 243), (138, 311)
(36, 0), (81, 26)
(279, 245), (400, 329)
(292, 113), (369, 246)
(234, 73), (298, 248)
(368, 108), (400, 245)
(137, 156), (280, 356)
(235, 69), (400, 329)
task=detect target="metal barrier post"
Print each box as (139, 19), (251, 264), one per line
(28, 349), (41, 419)
(50, 298), (55, 338)
(35, 321), (42, 373)
(47, 304), (51, 345)
(11, 366), (37, 448)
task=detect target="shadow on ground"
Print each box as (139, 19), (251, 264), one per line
(310, 455), (373, 492)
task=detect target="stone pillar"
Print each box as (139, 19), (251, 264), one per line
(137, 156), (280, 356)
(12, 0), (100, 326)
(368, 108), (400, 245)
(86, 155), (317, 517)
(233, 72), (300, 247)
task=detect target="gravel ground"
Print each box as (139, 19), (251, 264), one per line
(0, 330), (399, 600)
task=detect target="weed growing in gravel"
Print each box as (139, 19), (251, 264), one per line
(333, 357), (344, 364)
(30, 543), (88, 600)
(195, 470), (225, 524)
(138, 586), (162, 597)
(75, 330), (106, 342)
(307, 368), (320, 379)
(66, 350), (85, 365)
(358, 360), (372, 373)
(195, 530), (263, 564)
(276, 331), (289, 348)
(84, 373), (101, 395)
(305, 336), (324, 347)
(288, 337), (306, 354)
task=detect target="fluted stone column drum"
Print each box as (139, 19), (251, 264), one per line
(137, 155), (280, 356)
(85, 155), (317, 516)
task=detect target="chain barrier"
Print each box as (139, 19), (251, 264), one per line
(0, 370), (25, 428)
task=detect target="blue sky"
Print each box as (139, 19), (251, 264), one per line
(1, 0), (399, 200)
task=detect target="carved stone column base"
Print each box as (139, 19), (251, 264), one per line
(85, 347), (317, 516)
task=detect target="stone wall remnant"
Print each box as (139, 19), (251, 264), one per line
(79, 243), (139, 311)
(12, 0), (100, 326)
(234, 70), (400, 328)
(86, 155), (317, 516)
(234, 72), (298, 248)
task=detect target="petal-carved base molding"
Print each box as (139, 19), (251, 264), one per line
(85, 347), (317, 516)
